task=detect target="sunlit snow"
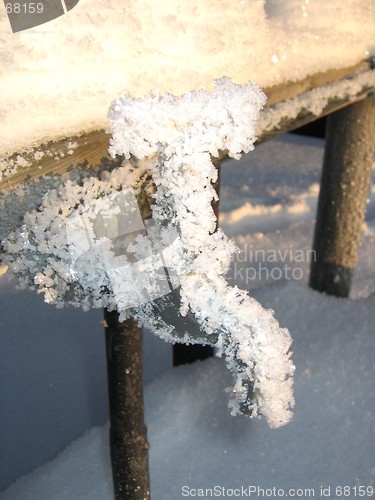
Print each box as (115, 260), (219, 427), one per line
(1, 0), (374, 156)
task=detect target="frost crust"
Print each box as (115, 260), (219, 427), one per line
(2, 78), (295, 427)
(108, 78), (295, 427)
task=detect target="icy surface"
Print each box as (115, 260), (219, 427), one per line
(1, 0), (374, 156)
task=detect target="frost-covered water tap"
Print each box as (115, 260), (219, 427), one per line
(1, 78), (294, 428)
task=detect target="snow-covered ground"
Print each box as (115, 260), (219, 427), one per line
(1, 133), (374, 499)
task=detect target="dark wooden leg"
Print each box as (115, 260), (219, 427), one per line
(310, 96), (375, 297)
(104, 310), (150, 500)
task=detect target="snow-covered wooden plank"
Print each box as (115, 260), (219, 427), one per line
(258, 60), (374, 142)
(0, 60), (373, 195)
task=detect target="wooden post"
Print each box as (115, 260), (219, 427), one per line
(310, 96), (375, 297)
(104, 310), (150, 500)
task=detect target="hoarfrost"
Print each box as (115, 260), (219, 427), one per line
(258, 69), (375, 134)
(0, 155), (31, 182)
(1, 78), (294, 428)
(108, 77), (295, 427)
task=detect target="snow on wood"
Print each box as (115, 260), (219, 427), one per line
(1, 60), (373, 191)
(1, 0), (374, 157)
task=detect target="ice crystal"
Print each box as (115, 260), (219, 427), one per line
(1, 78), (294, 427)
(108, 77), (295, 427)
